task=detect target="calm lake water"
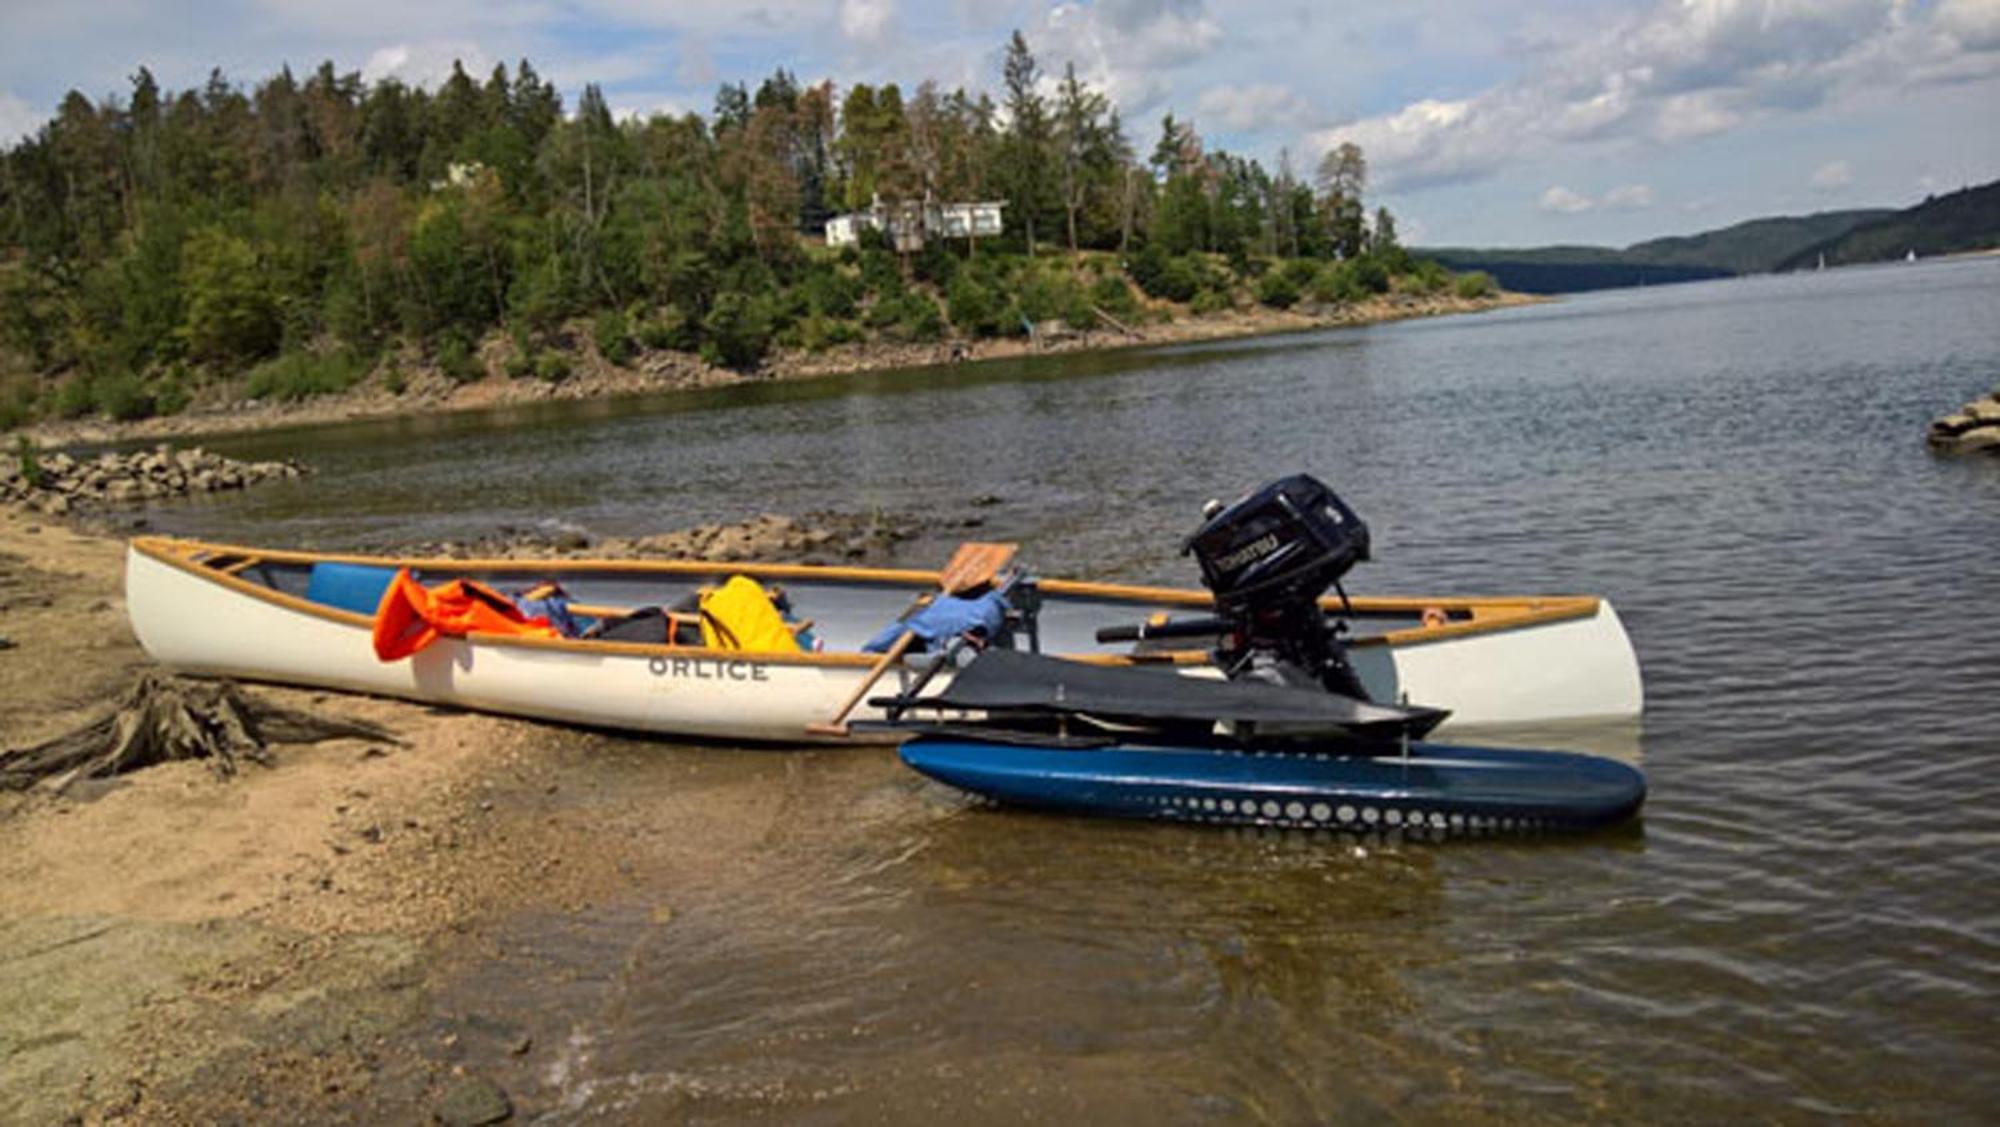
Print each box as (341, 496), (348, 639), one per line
(155, 259), (2000, 1120)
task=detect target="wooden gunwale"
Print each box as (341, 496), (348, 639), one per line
(131, 536), (1602, 663)
(1032, 578), (1601, 649)
(131, 536), (881, 668)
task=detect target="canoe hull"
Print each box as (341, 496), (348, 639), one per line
(1350, 599), (1642, 726)
(899, 736), (1647, 833)
(124, 537), (1644, 740)
(124, 547), (897, 742)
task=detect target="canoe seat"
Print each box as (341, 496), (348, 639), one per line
(306, 562), (399, 615)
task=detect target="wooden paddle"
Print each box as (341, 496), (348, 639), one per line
(806, 540), (1017, 737)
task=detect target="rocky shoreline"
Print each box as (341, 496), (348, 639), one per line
(391, 509), (932, 567)
(1927, 387), (2000, 454)
(2, 443), (305, 516)
(17, 292), (1537, 449)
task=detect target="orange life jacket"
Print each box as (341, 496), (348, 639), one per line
(371, 568), (561, 661)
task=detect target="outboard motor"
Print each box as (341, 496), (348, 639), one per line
(1184, 474), (1372, 698)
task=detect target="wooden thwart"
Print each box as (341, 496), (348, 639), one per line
(806, 541), (1017, 737)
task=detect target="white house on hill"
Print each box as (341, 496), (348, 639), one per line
(825, 195), (1005, 250)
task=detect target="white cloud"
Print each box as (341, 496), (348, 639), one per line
(1035, 0), (1223, 117)
(838, 0), (893, 44)
(1603, 182), (1654, 209)
(1653, 91), (1739, 141)
(0, 90), (40, 144)
(1311, 0), (2000, 192)
(1811, 158), (1854, 190)
(1932, 0), (2000, 51)
(1540, 185), (1595, 213)
(361, 41), (493, 88)
(1194, 83), (1316, 131)
(1539, 182), (1654, 213)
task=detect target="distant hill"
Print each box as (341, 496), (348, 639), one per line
(1419, 253), (1729, 294)
(1418, 206), (1898, 293)
(1623, 210), (1892, 274)
(1775, 181), (2000, 270)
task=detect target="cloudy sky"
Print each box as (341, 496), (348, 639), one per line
(2, 0), (1996, 246)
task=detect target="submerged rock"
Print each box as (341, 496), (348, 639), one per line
(435, 1075), (512, 1125)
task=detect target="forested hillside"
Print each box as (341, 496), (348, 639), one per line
(1421, 250), (1729, 294)
(1624, 210), (1890, 274)
(1422, 208), (1892, 293)
(1777, 181), (2000, 269)
(0, 32), (1471, 428)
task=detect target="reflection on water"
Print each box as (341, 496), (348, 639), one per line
(153, 259), (2000, 1118)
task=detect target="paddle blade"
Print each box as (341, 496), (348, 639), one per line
(938, 541), (1018, 595)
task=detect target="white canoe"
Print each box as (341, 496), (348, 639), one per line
(124, 537), (1643, 742)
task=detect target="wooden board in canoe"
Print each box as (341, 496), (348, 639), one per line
(123, 536), (1643, 742)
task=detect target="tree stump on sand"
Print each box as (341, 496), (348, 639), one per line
(1, 673), (401, 793)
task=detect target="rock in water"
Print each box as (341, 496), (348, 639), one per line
(1928, 390), (2000, 455)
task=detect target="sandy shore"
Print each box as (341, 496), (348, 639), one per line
(21, 293), (1537, 449)
(0, 508), (762, 1122)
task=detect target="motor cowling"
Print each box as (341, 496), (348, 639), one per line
(1184, 474), (1372, 698)
(1185, 474), (1369, 615)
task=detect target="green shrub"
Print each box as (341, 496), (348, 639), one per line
(767, 285), (809, 334)
(533, 349), (571, 382)
(14, 434), (45, 487)
(640, 305), (699, 352)
(793, 312), (866, 352)
(1454, 270), (1498, 299)
(859, 246), (901, 295)
(383, 367), (408, 395)
(1308, 262), (1359, 304)
(947, 273), (1001, 337)
(150, 364), (193, 416)
(1350, 255), (1391, 295)
(1128, 246), (1206, 303)
(862, 295), (900, 330)
(893, 293), (945, 342)
(1255, 270), (1301, 309)
(508, 255), (574, 335)
(824, 317), (862, 346)
(913, 242), (959, 286)
(1127, 243), (1167, 294)
(0, 389), (31, 431)
(701, 292), (773, 369)
(1403, 258), (1451, 295)
(1062, 289), (1099, 331)
(1018, 272), (1084, 325)
(245, 349), (369, 402)
(1090, 275), (1140, 318)
(1191, 288), (1232, 315)
(996, 298), (1030, 337)
(53, 378), (94, 418)
(436, 330), (484, 383)
(804, 269), (862, 320)
(593, 309), (634, 366)
(95, 373), (155, 421)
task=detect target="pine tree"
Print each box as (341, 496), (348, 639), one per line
(998, 31), (1056, 254)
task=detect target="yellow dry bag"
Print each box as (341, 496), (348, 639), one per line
(697, 576), (803, 653)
